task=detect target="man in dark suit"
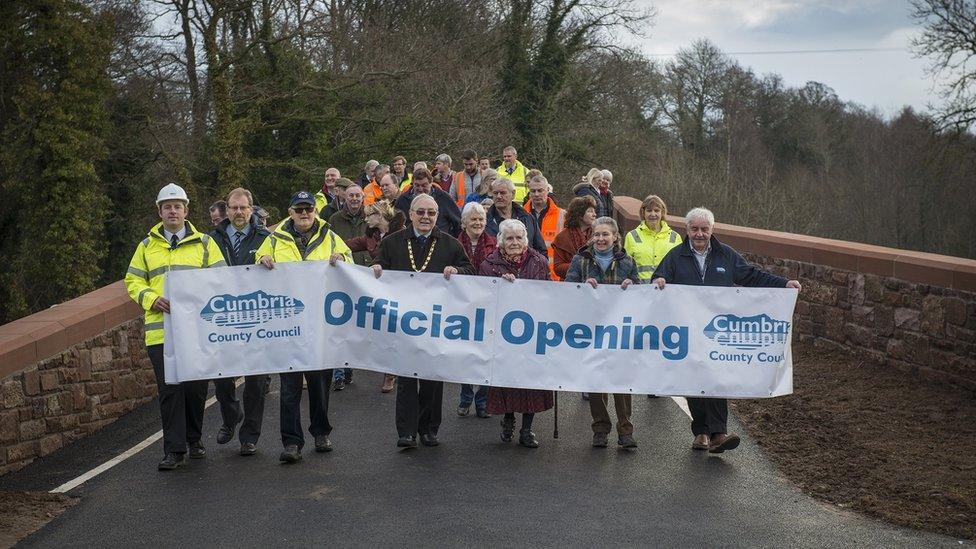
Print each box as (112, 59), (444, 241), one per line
(394, 168), (461, 236)
(371, 194), (474, 448)
(208, 187), (272, 456)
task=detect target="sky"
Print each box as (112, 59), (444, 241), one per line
(628, 0), (941, 117)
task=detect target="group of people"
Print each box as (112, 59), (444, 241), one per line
(125, 146), (801, 471)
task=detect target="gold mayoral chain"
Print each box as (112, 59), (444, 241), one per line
(407, 238), (437, 272)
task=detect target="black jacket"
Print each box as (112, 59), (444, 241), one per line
(371, 227), (474, 275)
(572, 182), (614, 219)
(651, 235), (788, 288)
(210, 215), (272, 266)
(394, 187), (461, 237)
(484, 202), (548, 256)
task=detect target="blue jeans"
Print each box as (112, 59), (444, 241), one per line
(333, 368), (353, 382)
(458, 384), (487, 410)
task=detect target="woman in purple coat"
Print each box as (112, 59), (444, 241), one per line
(478, 219), (554, 448)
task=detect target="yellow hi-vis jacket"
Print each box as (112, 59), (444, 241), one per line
(125, 221), (227, 346)
(254, 218), (353, 265)
(623, 220), (682, 281)
(496, 160), (529, 202)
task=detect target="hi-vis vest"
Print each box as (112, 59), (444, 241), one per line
(314, 191), (332, 214)
(523, 198), (565, 280)
(255, 218), (353, 265)
(363, 180), (383, 206)
(496, 160), (529, 202)
(623, 220), (682, 281)
(450, 171), (468, 208)
(398, 172), (413, 192)
(125, 222), (227, 346)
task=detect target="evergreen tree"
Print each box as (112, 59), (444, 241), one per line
(0, 0), (112, 321)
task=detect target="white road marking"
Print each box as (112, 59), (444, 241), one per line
(51, 380), (241, 494)
(671, 397), (692, 418)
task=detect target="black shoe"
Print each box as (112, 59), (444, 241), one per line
(314, 435), (333, 453)
(420, 433), (439, 447)
(279, 445), (302, 463)
(216, 424), (235, 445)
(476, 408), (490, 419)
(188, 442), (206, 459)
(592, 432), (609, 448)
(518, 429), (539, 448)
(500, 417), (515, 442)
(157, 453), (186, 471)
(333, 379), (345, 391)
(240, 442), (257, 456)
(396, 435), (417, 448)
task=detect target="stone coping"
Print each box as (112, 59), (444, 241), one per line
(0, 281), (143, 380)
(613, 196), (976, 292)
(1, 198), (973, 380)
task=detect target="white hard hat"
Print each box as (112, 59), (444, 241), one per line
(156, 183), (189, 205)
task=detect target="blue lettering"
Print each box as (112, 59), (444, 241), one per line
(401, 311), (427, 336)
(662, 326), (688, 360)
(501, 310), (533, 345)
(324, 291), (353, 325)
(443, 315), (470, 340)
(536, 322), (563, 355)
(564, 324), (592, 348)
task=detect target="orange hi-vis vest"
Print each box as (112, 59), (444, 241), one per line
(450, 171), (468, 208)
(524, 197), (565, 280)
(363, 179), (382, 205)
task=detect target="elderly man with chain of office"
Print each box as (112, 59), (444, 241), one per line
(125, 183), (226, 471)
(371, 194), (474, 448)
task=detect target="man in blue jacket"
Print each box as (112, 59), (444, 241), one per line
(652, 207), (801, 454)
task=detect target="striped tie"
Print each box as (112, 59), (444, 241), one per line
(233, 231), (244, 256)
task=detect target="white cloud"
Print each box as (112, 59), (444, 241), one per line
(624, 0), (939, 115)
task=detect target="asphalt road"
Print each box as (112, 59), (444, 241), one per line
(2, 371), (964, 548)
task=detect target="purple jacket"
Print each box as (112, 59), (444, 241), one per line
(478, 248), (552, 281)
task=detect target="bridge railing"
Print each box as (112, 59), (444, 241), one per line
(0, 197), (973, 474)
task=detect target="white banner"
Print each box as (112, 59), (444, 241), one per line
(164, 261), (797, 398)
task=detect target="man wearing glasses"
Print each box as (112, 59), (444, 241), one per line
(256, 191), (353, 463)
(208, 187), (272, 456)
(371, 194), (474, 448)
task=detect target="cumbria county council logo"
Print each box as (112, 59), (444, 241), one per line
(200, 291), (305, 329)
(703, 313), (790, 350)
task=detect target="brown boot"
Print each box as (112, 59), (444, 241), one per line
(692, 434), (710, 450)
(708, 433), (740, 453)
(381, 374), (396, 393)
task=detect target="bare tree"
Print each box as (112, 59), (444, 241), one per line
(911, 0), (976, 130)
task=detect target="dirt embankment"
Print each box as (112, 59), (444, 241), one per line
(733, 341), (976, 541)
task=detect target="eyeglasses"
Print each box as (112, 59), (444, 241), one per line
(412, 209), (438, 217)
(292, 206), (314, 214)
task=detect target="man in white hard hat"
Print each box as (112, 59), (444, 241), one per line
(125, 183), (226, 470)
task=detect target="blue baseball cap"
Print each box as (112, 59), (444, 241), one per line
(289, 191), (315, 207)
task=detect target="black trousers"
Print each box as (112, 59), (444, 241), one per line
(688, 397), (728, 436)
(395, 377), (443, 437)
(214, 376), (269, 444)
(147, 344), (207, 454)
(279, 369), (332, 449)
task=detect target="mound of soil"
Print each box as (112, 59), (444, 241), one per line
(733, 341), (976, 541)
(0, 491), (77, 547)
